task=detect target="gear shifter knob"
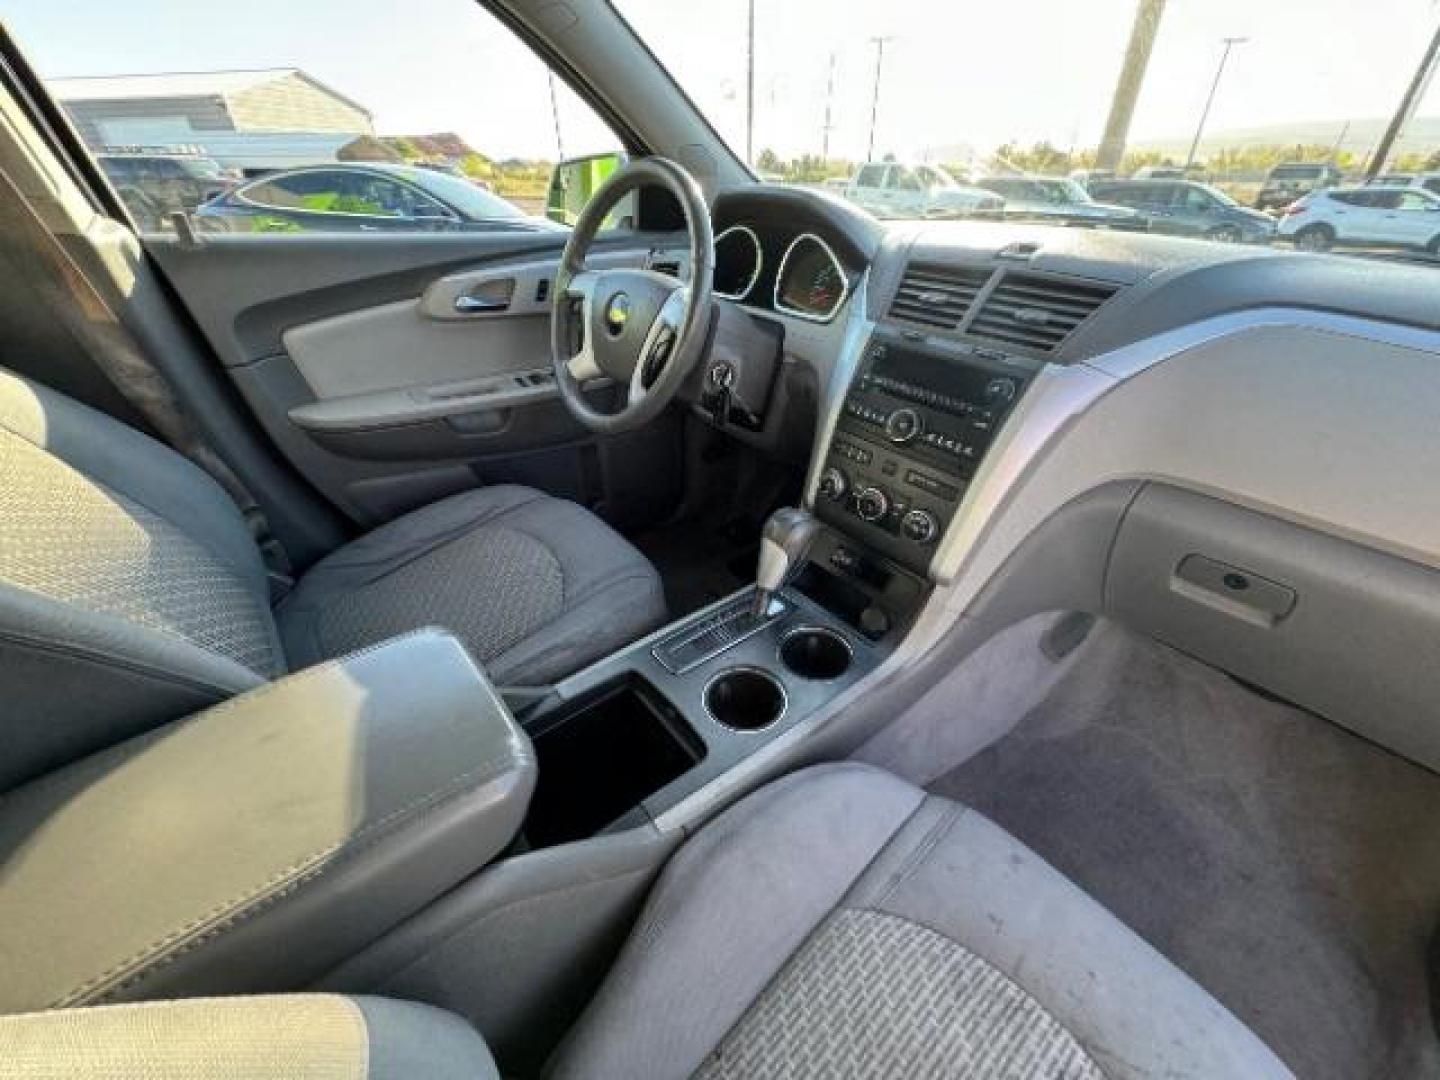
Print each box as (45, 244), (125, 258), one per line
(753, 507), (821, 616)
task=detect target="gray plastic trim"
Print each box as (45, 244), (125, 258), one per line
(655, 304), (1440, 828)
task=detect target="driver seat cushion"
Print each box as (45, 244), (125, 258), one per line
(277, 485), (666, 686)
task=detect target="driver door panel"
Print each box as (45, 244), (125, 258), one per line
(146, 232), (681, 526)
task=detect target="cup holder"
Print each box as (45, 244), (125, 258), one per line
(704, 667), (787, 732)
(780, 627), (853, 681)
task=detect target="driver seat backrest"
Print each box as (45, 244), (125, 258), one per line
(0, 366), (283, 792)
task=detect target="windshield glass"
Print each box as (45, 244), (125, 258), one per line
(915, 164), (955, 188)
(616, 0), (1440, 263)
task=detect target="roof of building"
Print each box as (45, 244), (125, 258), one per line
(50, 68), (371, 118)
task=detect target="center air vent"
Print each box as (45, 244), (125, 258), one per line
(888, 264), (992, 329)
(968, 272), (1117, 352)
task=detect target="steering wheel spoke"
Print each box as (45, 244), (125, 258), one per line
(561, 270), (603, 382)
(629, 286), (688, 404)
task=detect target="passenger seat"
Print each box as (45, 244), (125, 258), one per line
(0, 765), (1292, 1078)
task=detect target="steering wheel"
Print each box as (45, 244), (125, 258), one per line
(551, 157), (715, 434)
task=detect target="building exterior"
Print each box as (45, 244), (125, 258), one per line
(52, 69), (375, 175)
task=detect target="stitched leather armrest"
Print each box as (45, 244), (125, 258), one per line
(0, 629), (535, 1012)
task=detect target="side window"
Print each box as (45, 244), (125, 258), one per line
(1424, 179), (1440, 196)
(1181, 186), (1215, 211)
(13, 0), (624, 236)
(855, 164), (886, 188)
(1397, 192), (1433, 211)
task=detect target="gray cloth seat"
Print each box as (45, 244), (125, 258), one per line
(0, 367), (665, 789)
(0, 764), (1291, 1078)
(547, 763), (1293, 1079)
(276, 484), (667, 686)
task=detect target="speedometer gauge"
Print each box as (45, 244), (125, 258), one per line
(774, 233), (850, 322)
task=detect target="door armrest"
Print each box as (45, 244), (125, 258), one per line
(0, 629), (535, 1012)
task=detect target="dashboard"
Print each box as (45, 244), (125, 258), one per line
(679, 184), (1440, 781)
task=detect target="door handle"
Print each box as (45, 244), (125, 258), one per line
(453, 294), (510, 314)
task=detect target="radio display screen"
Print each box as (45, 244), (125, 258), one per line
(871, 345), (1007, 406)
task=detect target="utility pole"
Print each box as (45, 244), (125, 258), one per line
(1097, 0), (1167, 173)
(1185, 36), (1247, 169)
(547, 71), (565, 162)
(822, 51), (837, 161)
(867, 35), (896, 163)
(746, 0), (756, 166)
(1366, 18), (1440, 180)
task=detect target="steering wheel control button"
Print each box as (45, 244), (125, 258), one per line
(901, 508), (940, 545)
(884, 407), (923, 443)
(855, 486), (890, 523)
(819, 467), (849, 501)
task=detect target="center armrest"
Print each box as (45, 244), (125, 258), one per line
(0, 629), (535, 1012)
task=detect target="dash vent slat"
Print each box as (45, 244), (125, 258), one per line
(967, 272), (1117, 352)
(887, 264), (992, 330)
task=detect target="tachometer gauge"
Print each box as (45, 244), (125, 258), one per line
(774, 233), (850, 322)
(713, 225), (763, 300)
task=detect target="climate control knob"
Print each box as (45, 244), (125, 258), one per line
(901, 508), (940, 544)
(855, 486), (890, 523)
(884, 407), (923, 444)
(818, 467), (849, 502)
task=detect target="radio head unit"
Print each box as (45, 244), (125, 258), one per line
(815, 333), (1035, 576)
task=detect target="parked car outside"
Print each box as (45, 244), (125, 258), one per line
(1132, 165), (1188, 180)
(975, 175), (1144, 229)
(97, 152), (234, 231)
(1277, 185), (1440, 253)
(194, 163), (559, 233)
(1087, 179), (1277, 243)
(1255, 162), (1343, 211)
(1377, 171), (1440, 197)
(845, 162), (1003, 219)
(1068, 168), (1116, 189)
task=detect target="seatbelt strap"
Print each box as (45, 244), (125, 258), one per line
(0, 165), (294, 590)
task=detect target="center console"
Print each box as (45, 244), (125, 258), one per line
(814, 331), (1032, 576)
(514, 327), (1040, 846)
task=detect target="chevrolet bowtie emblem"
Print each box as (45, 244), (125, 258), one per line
(605, 293), (631, 334)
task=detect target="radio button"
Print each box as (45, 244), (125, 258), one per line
(819, 467), (849, 502)
(884, 407), (923, 443)
(855, 486), (890, 522)
(902, 509), (940, 545)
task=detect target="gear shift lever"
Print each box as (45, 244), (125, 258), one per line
(753, 507), (821, 617)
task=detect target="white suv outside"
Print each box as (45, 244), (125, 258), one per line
(1278, 186), (1440, 254)
(845, 162), (1003, 219)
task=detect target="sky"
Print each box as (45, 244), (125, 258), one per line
(6, 0), (1440, 163)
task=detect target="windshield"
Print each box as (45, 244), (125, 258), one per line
(616, 0), (1440, 263)
(915, 164), (956, 188)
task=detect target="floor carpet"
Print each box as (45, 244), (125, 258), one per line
(928, 620), (1440, 1080)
